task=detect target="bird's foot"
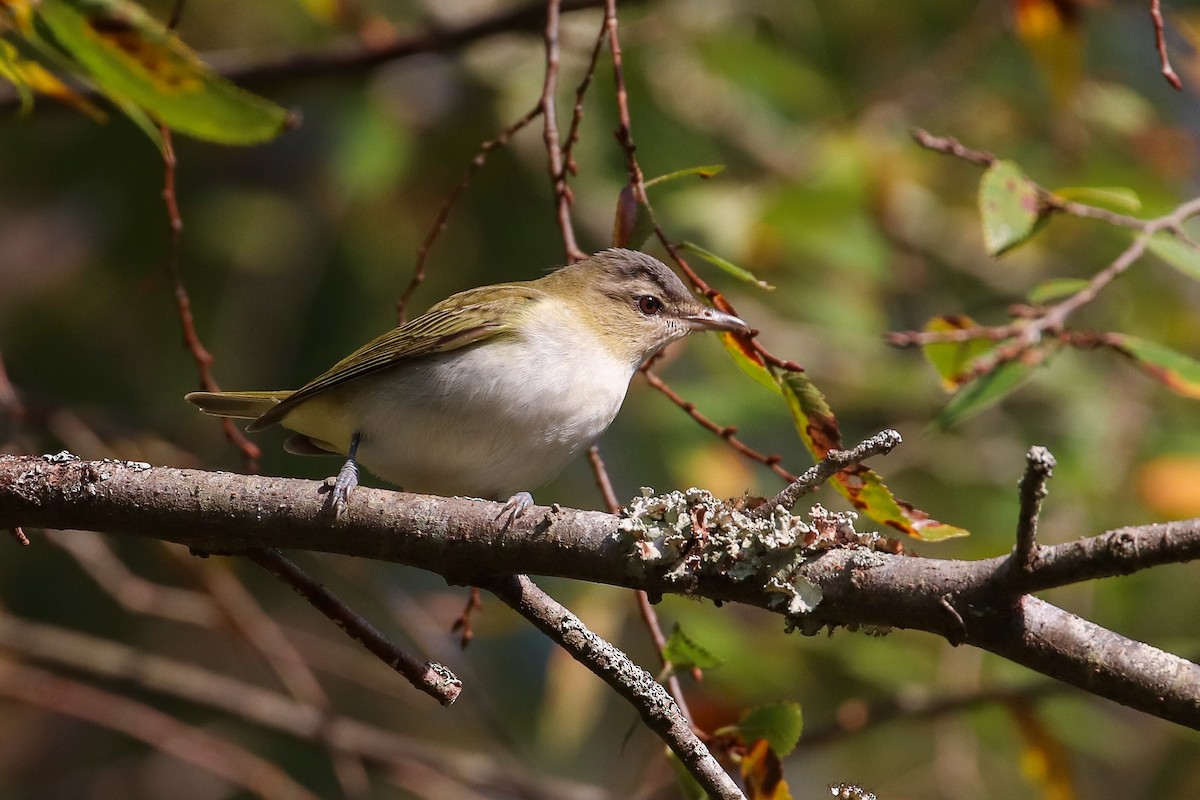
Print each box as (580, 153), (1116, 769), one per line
(322, 456), (359, 517)
(497, 491), (534, 530)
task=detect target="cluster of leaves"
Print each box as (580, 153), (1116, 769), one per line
(919, 156), (1200, 428)
(0, 0), (290, 147)
(616, 167), (967, 542)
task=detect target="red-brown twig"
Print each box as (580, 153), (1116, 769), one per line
(398, 104), (544, 322)
(560, 12), (611, 175)
(160, 128), (261, 470)
(641, 367), (795, 482)
(1150, 0), (1184, 90)
(542, 0), (586, 263)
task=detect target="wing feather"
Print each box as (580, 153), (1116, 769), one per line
(248, 284), (542, 431)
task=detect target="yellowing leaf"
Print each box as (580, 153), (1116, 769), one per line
(0, 38), (104, 118)
(921, 315), (996, 391)
(979, 160), (1043, 255)
(1104, 334), (1200, 399)
(778, 370), (968, 540)
(720, 331), (782, 395)
(741, 739), (794, 800)
(35, 0), (293, 144)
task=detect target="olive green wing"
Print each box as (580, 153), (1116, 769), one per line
(248, 283), (543, 431)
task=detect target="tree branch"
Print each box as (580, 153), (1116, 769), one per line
(2, 454), (1199, 729)
(483, 574), (742, 799)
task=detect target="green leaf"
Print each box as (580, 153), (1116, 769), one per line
(934, 358), (1037, 430)
(1105, 334), (1200, 399)
(738, 704), (803, 759)
(644, 164), (725, 188)
(680, 240), (774, 290)
(34, 0), (293, 145)
(920, 315), (996, 392)
(662, 624), (724, 671)
(738, 702), (804, 757)
(1146, 232), (1200, 281)
(978, 160), (1042, 255)
(776, 370), (968, 540)
(1051, 186), (1141, 212)
(1027, 278), (1090, 305)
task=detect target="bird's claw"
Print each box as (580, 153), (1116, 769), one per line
(497, 491), (534, 530)
(324, 457), (359, 517)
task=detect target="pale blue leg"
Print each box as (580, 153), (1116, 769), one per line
(497, 491), (535, 530)
(328, 432), (361, 516)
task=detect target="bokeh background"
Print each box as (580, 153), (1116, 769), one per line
(3, 0), (1200, 797)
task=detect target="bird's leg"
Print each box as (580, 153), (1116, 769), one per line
(497, 491), (534, 530)
(325, 432), (361, 516)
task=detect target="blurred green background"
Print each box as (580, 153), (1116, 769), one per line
(3, 0), (1200, 797)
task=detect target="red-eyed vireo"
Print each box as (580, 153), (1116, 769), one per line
(186, 248), (749, 521)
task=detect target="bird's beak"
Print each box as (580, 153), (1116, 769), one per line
(682, 306), (752, 334)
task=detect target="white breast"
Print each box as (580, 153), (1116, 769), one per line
(327, 299), (636, 499)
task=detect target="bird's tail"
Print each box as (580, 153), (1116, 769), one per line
(184, 390), (290, 421)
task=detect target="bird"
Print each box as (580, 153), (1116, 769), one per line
(186, 248), (749, 521)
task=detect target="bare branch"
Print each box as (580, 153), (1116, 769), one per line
(751, 429), (902, 519)
(483, 574), (743, 799)
(1012, 446), (1056, 571)
(246, 548), (461, 706)
(3, 455), (1200, 729)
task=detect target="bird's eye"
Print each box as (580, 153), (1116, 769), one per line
(637, 295), (664, 315)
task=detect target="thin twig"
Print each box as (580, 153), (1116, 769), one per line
(246, 548), (461, 705)
(1150, 0), (1184, 90)
(634, 589), (700, 722)
(750, 429), (903, 519)
(910, 128), (996, 166)
(160, 127), (261, 470)
(642, 367), (795, 482)
(1012, 446), (1056, 573)
(398, 104), (544, 322)
(560, 12), (610, 174)
(483, 574), (744, 799)
(542, 0), (586, 262)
